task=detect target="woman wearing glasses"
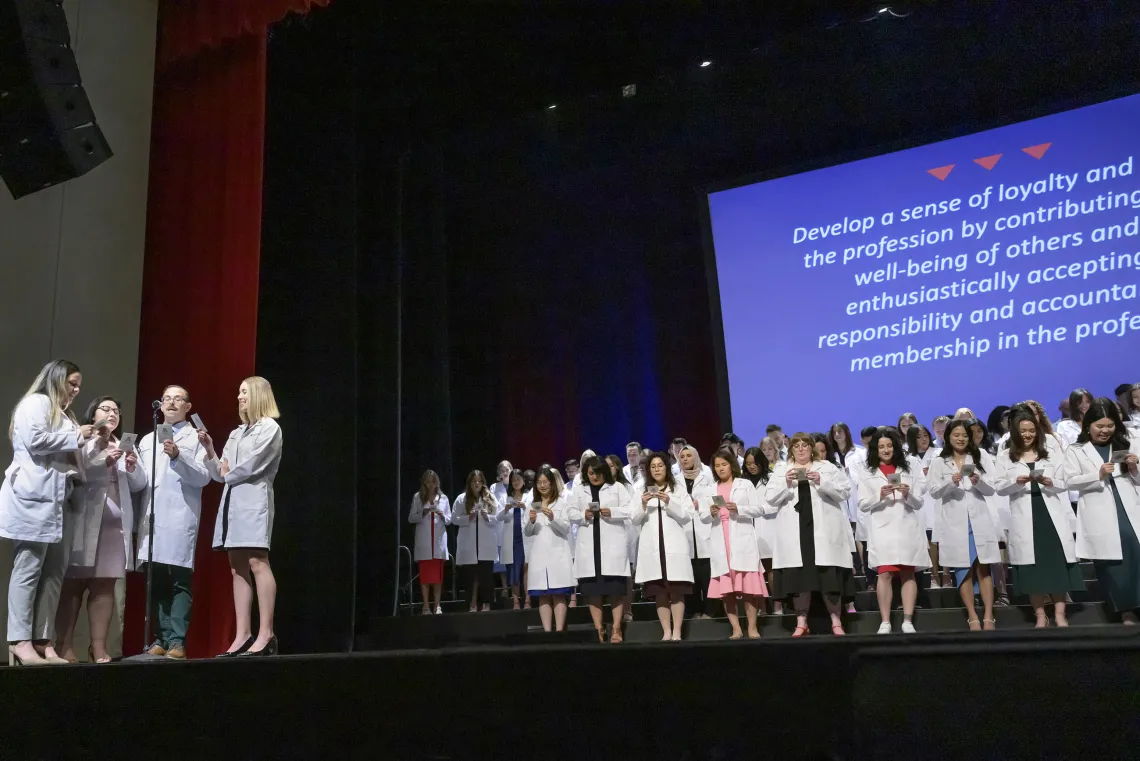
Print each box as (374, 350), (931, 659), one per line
(55, 396), (146, 662)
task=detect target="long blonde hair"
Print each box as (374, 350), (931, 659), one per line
(240, 376), (281, 424)
(9, 360), (80, 441)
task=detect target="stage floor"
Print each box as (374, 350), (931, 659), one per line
(3, 625), (1140, 760)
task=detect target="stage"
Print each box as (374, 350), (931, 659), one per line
(4, 621), (1140, 760)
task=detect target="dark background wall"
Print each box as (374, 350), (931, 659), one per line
(258, 0), (1140, 643)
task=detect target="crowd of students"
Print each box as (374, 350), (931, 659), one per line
(409, 382), (1140, 641)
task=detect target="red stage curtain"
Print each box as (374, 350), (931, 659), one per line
(126, 31), (267, 659)
(157, 0), (330, 72)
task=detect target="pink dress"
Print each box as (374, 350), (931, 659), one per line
(707, 481), (768, 598)
(67, 463), (127, 580)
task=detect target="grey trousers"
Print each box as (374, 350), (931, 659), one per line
(7, 539), (69, 642)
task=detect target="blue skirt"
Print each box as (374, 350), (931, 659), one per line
(952, 520), (980, 593)
(529, 570), (573, 597)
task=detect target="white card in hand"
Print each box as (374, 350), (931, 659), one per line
(960, 463), (976, 477)
(156, 423), (174, 444)
(711, 496), (726, 506)
(120, 433), (138, 453)
(887, 472), (902, 486)
(191, 413), (206, 432)
(1111, 450), (1130, 464)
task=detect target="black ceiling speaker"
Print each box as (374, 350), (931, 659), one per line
(0, 0), (112, 199)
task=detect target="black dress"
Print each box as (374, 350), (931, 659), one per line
(1009, 481), (1084, 596)
(771, 481), (856, 600)
(578, 483), (627, 598)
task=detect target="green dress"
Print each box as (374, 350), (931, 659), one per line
(1091, 444), (1140, 612)
(1010, 481), (1084, 596)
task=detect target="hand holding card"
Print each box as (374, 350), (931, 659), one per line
(190, 413), (206, 432)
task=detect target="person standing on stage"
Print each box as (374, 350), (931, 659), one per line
(1057, 388), (1093, 448)
(705, 449), (767, 639)
(569, 455), (632, 643)
(928, 419), (1001, 631)
(408, 469), (450, 615)
(136, 385), (212, 660)
(996, 411), (1083, 627)
(2, 360), (92, 666)
(622, 442), (642, 485)
(633, 452), (693, 641)
(453, 469), (502, 612)
(678, 445), (716, 619)
(858, 427), (929, 634)
(766, 433), (856, 637)
(500, 468), (530, 610)
(525, 467), (574, 631)
(1065, 398), (1140, 624)
(201, 377), (283, 657)
(55, 396), (146, 663)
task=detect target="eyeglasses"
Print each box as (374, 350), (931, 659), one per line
(96, 406), (120, 415)
(162, 395), (188, 403)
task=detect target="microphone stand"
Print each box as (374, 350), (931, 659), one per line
(143, 401), (160, 653)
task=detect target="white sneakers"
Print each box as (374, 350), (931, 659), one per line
(877, 622), (892, 634)
(901, 620), (917, 634)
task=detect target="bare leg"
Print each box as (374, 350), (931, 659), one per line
(522, 566), (531, 608)
(510, 585), (521, 609)
(1030, 594), (1048, 626)
(54, 578), (86, 662)
(958, 568), (980, 628)
(655, 594), (671, 640)
(1053, 597), (1069, 627)
(248, 551), (277, 650)
(538, 596), (553, 631)
(588, 598), (604, 641)
(610, 598), (625, 643)
(86, 578), (116, 661)
(876, 570), (894, 624)
(929, 541), (941, 583)
(900, 573), (918, 619)
(977, 563), (995, 629)
(227, 550), (254, 651)
(744, 596), (760, 638)
(670, 592), (686, 640)
(430, 583), (443, 609)
(724, 595), (742, 639)
(420, 583), (430, 614)
(553, 596), (568, 631)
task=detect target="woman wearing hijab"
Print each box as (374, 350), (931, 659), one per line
(677, 445), (717, 619)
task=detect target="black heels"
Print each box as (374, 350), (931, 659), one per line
(215, 637), (254, 659)
(238, 635), (278, 658)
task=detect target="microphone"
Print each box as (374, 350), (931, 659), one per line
(152, 399), (162, 410)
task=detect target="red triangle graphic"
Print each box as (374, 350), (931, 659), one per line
(1022, 142), (1052, 159)
(927, 164), (955, 181)
(973, 153), (1002, 170)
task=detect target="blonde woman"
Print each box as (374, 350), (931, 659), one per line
(2, 360), (99, 666)
(201, 376), (284, 657)
(408, 470), (451, 614)
(454, 469), (503, 611)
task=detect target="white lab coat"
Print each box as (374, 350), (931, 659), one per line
(453, 491), (502, 564)
(408, 491), (451, 561)
(632, 483), (694, 584)
(0, 395), (81, 544)
(765, 460), (855, 569)
(833, 450), (861, 524)
(1066, 439), (1140, 560)
(907, 449), (938, 532)
(208, 418), (283, 551)
(845, 447), (870, 541)
(994, 452), (1075, 565)
(856, 464), (930, 569)
(1056, 419), (1081, 448)
(681, 471), (716, 559)
(137, 422), (211, 569)
(70, 437), (146, 571)
(498, 493), (532, 565)
(568, 482), (633, 578)
(750, 475), (777, 559)
(524, 495), (575, 591)
(926, 454), (1000, 568)
(701, 478), (763, 577)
